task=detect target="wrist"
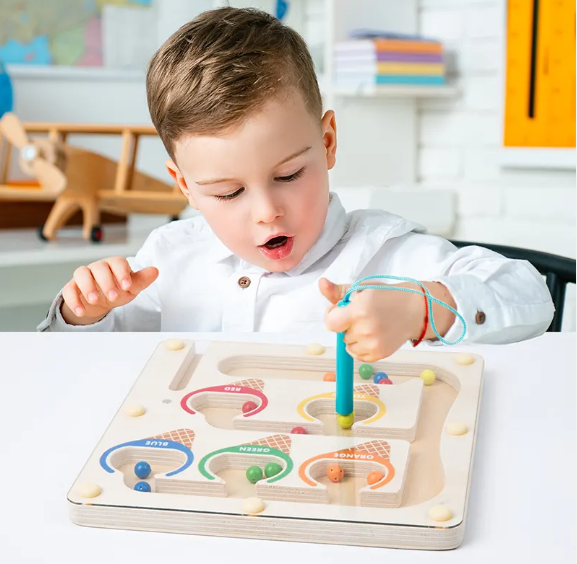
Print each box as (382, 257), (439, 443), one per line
(400, 282), (428, 341)
(420, 281), (457, 340)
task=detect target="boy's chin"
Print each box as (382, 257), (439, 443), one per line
(261, 257), (298, 272)
(256, 254), (301, 273)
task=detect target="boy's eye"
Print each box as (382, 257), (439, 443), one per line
(214, 187), (244, 201)
(276, 167), (305, 182)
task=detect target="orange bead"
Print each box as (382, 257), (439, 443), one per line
(327, 464), (344, 482)
(367, 471), (384, 486)
(323, 372), (336, 382)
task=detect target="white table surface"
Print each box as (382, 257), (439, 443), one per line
(1, 332), (575, 564)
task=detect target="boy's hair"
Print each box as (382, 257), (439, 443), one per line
(146, 7), (323, 160)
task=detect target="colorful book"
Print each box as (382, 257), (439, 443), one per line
(335, 75), (447, 88)
(348, 30), (440, 42)
(336, 63), (445, 76)
(335, 52), (444, 64)
(335, 39), (443, 55)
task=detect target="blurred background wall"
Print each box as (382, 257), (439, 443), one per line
(0, 0), (574, 331)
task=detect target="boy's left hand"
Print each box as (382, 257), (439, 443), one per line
(319, 277), (456, 362)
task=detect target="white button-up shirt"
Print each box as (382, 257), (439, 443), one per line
(38, 193), (554, 343)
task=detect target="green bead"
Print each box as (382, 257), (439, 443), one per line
(359, 364), (373, 380)
(264, 462), (282, 478)
(246, 465), (263, 484)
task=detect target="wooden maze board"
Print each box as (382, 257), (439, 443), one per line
(68, 339), (484, 550)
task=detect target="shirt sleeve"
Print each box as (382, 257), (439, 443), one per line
(36, 230), (163, 333)
(364, 231), (555, 345)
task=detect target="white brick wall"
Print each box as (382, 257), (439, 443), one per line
(418, 0), (576, 330)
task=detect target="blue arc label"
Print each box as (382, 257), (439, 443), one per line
(99, 438), (194, 477)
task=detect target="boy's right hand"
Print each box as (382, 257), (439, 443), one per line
(60, 257), (159, 325)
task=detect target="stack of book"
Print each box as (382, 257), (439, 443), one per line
(334, 32), (446, 89)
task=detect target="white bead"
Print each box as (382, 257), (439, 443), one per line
(124, 404), (145, 417)
(77, 482), (101, 498)
(305, 343), (325, 355)
(428, 505), (452, 522)
(242, 497), (265, 515)
(165, 339), (185, 351)
(446, 422), (468, 436)
(455, 353), (475, 366)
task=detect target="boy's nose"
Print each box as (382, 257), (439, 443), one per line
(254, 194), (283, 224)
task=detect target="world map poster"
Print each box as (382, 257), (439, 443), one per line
(0, 0), (152, 67)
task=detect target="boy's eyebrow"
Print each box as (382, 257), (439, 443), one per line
(275, 145), (312, 167)
(194, 146), (312, 186)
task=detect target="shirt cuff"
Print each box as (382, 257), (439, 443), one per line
(36, 293), (114, 332)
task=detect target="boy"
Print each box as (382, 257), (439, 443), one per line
(38, 7), (554, 362)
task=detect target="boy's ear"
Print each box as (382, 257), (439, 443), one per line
(321, 110), (337, 170)
(165, 159), (198, 210)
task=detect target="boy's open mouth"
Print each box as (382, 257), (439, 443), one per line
(258, 235), (294, 260)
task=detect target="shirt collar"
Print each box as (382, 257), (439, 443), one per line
(208, 192), (348, 274)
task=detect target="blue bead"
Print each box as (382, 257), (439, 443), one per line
(134, 481), (151, 492)
(134, 461), (151, 479)
(373, 372), (389, 384)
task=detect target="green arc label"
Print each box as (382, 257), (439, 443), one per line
(198, 445), (293, 483)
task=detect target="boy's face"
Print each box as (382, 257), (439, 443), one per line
(167, 90), (337, 272)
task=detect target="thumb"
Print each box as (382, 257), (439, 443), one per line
(318, 277), (351, 304)
(129, 266), (159, 294)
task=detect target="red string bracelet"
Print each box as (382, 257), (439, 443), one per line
(412, 290), (430, 347)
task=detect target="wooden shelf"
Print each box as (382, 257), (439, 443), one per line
(317, 71), (458, 99)
(331, 83), (459, 99)
(7, 64), (145, 81)
(500, 148), (576, 170)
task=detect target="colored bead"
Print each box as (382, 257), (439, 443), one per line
(378, 378), (393, 385)
(134, 481), (151, 492)
(323, 371), (336, 382)
(359, 364), (373, 379)
(291, 426), (307, 434)
(246, 465), (263, 484)
(242, 401), (258, 414)
(367, 471), (384, 485)
(264, 462), (282, 478)
(337, 412), (355, 429)
(420, 369), (436, 386)
(327, 464), (344, 482)
(134, 461), (151, 479)
(373, 372), (388, 384)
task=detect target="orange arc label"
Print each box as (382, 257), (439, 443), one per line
(298, 448), (395, 490)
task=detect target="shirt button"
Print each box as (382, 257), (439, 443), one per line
(238, 276), (251, 289)
(475, 311), (486, 325)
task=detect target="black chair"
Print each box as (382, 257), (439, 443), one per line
(450, 240), (576, 332)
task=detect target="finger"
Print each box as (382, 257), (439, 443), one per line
(318, 278), (351, 304)
(325, 301), (354, 333)
(106, 257), (133, 292)
(342, 329), (359, 346)
(62, 281), (86, 317)
(73, 266), (102, 305)
(345, 342), (376, 362)
(130, 266), (159, 294)
(89, 261), (121, 303)
(344, 341), (365, 360)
